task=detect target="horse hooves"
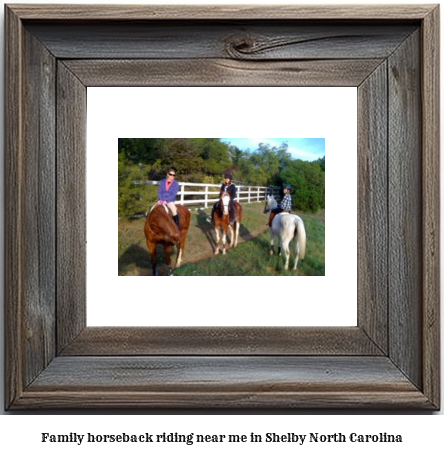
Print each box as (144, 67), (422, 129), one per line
(153, 269), (158, 276)
(167, 267), (174, 276)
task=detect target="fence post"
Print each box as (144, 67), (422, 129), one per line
(204, 185), (208, 208)
(180, 184), (185, 204)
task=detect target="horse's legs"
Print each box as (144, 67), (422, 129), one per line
(228, 224), (234, 247)
(146, 241), (158, 276)
(175, 248), (182, 267)
(222, 228), (227, 254)
(293, 234), (299, 270)
(233, 222), (239, 247)
(176, 245), (183, 268)
(214, 227), (220, 255)
(176, 233), (187, 268)
(293, 252), (299, 271)
(269, 228), (275, 255)
(282, 238), (291, 270)
(164, 244), (174, 276)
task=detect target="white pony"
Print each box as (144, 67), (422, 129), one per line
(263, 194), (278, 213)
(264, 195), (306, 270)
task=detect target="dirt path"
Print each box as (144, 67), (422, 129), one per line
(180, 225), (270, 265)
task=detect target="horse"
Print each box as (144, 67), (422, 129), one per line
(263, 194), (278, 213)
(143, 203), (191, 276)
(212, 192), (242, 255)
(269, 212), (306, 271)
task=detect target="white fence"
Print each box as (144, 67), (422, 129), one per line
(138, 180), (280, 209)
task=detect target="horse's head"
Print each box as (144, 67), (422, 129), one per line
(220, 192), (231, 215)
(263, 195), (276, 213)
(164, 225), (181, 245)
(148, 206), (181, 245)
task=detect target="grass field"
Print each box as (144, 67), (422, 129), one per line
(118, 202), (325, 276)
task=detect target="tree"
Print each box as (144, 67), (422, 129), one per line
(195, 138), (231, 175)
(161, 139), (204, 174)
(118, 138), (165, 164)
(281, 159), (325, 212)
(118, 156), (157, 217)
(316, 156), (325, 172)
(228, 145), (245, 166)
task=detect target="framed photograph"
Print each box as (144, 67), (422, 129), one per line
(5, 4), (440, 409)
(98, 89), (354, 327)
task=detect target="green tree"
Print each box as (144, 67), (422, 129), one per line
(118, 138), (165, 164)
(281, 158), (325, 212)
(316, 156), (325, 172)
(195, 138), (231, 175)
(118, 158), (158, 218)
(161, 138), (204, 175)
(228, 145), (245, 166)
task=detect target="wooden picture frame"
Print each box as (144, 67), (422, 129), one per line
(5, 4), (440, 410)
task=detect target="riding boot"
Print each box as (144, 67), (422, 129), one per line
(229, 201), (235, 225)
(173, 214), (180, 229)
(206, 205), (216, 223)
(268, 213), (276, 227)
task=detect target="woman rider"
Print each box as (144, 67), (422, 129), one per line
(157, 166), (180, 229)
(207, 173), (237, 225)
(267, 184), (293, 227)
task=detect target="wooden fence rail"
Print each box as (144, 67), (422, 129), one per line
(136, 180), (281, 209)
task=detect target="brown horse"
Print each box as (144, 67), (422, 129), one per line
(212, 192), (242, 255)
(144, 204), (191, 276)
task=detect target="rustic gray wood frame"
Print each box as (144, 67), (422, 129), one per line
(5, 4), (440, 410)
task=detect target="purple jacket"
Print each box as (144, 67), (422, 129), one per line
(158, 179), (179, 203)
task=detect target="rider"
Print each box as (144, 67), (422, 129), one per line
(267, 184), (293, 227)
(207, 173), (237, 225)
(158, 166), (180, 229)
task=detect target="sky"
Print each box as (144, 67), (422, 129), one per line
(220, 138), (325, 161)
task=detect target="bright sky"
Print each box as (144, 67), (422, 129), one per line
(221, 138), (325, 161)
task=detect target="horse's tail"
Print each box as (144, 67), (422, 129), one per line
(295, 218), (306, 260)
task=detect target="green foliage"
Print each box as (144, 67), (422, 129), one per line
(118, 138), (325, 217)
(160, 139), (204, 174)
(195, 138), (232, 175)
(118, 156), (157, 218)
(316, 156), (325, 172)
(228, 145), (244, 165)
(118, 138), (164, 164)
(118, 138), (231, 176)
(281, 159), (325, 212)
(234, 142), (292, 186)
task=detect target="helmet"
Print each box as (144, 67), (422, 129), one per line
(224, 173), (233, 180)
(284, 185), (293, 191)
